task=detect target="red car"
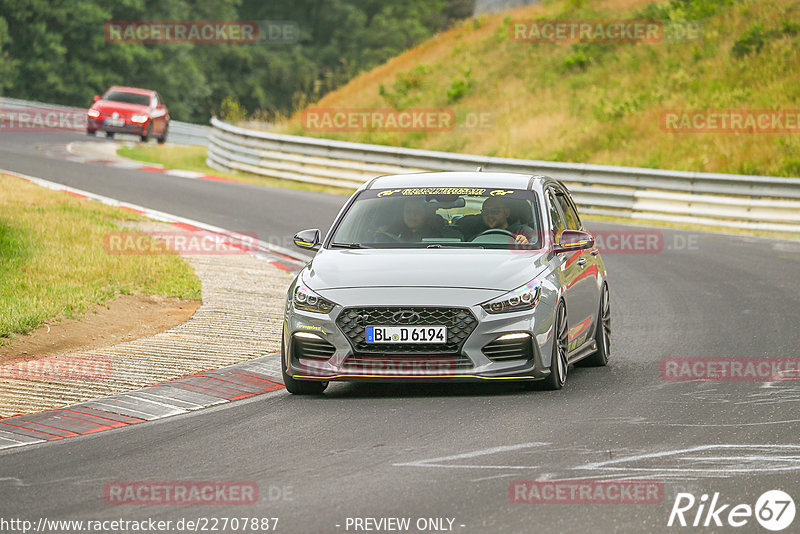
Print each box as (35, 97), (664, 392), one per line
(87, 86), (169, 143)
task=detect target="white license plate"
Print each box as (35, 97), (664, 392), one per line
(366, 325), (446, 344)
(105, 118), (124, 127)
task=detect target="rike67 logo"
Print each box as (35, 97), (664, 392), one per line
(668, 490), (795, 531)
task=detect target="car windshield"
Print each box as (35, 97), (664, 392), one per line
(102, 91), (151, 106)
(330, 187), (543, 249)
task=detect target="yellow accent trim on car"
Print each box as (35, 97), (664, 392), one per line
(562, 240), (590, 248)
(293, 374), (538, 381)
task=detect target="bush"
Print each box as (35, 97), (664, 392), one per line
(379, 64), (432, 108)
(446, 68), (472, 103)
(731, 24), (767, 58)
(219, 96), (247, 123)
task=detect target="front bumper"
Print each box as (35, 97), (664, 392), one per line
(88, 118), (148, 134)
(283, 300), (554, 383)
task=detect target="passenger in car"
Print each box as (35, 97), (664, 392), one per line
(377, 197), (461, 242)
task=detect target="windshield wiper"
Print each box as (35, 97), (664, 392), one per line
(331, 242), (367, 249)
(427, 244), (483, 249)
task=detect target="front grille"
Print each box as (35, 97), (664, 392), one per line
(336, 307), (478, 354)
(482, 335), (533, 362)
(292, 335), (336, 361)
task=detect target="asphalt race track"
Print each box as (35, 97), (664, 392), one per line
(1, 131), (799, 533)
(0, 132), (345, 247)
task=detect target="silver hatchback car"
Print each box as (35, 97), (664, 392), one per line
(282, 172), (610, 394)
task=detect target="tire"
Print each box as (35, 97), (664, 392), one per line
(87, 129), (96, 136)
(157, 124), (168, 144)
(576, 283), (610, 367)
(106, 131), (114, 139)
(542, 301), (569, 390)
(281, 336), (328, 395)
(140, 125), (150, 142)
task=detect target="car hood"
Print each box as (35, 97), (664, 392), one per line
(92, 101), (150, 115)
(303, 248), (549, 292)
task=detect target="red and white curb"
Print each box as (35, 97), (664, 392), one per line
(2, 168), (311, 273)
(0, 356), (284, 451)
(0, 168), (303, 451)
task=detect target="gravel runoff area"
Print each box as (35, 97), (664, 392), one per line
(0, 222), (294, 419)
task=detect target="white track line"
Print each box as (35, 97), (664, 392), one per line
(2, 167), (312, 264)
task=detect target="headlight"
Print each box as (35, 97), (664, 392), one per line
(293, 284), (336, 314)
(87, 109), (100, 118)
(481, 280), (542, 314)
(131, 114), (149, 123)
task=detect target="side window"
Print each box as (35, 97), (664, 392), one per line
(555, 191), (581, 230)
(547, 191), (566, 234)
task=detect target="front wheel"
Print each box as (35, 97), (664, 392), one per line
(157, 124), (168, 144)
(542, 301), (569, 390)
(281, 337), (328, 395)
(140, 125), (150, 142)
(576, 283), (610, 367)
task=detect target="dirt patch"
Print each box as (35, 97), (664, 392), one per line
(0, 294), (200, 363)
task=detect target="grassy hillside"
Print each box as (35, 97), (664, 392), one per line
(278, 0), (800, 177)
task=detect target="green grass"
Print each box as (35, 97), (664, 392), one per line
(118, 144), (209, 172)
(117, 144), (354, 196)
(0, 173), (201, 343)
(274, 0), (800, 178)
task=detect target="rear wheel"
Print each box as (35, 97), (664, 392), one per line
(542, 301), (569, 390)
(106, 131), (114, 139)
(281, 336), (328, 395)
(576, 283), (610, 367)
(87, 129), (96, 136)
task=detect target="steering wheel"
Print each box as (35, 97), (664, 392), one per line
(373, 231), (401, 242)
(471, 228), (516, 241)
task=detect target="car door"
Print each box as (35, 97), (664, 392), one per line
(553, 186), (601, 352)
(546, 189), (584, 354)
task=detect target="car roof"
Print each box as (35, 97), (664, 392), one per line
(105, 86), (155, 95)
(367, 171), (549, 190)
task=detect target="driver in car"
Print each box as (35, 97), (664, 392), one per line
(478, 197), (532, 245)
(376, 197), (456, 242)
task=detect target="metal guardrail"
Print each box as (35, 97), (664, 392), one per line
(0, 97), (210, 146)
(208, 117), (800, 234)
(164, 120), (211, 146)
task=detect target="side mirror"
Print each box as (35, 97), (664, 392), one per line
(93, 95), (100, 102)
(553, 229), (594, 254)
(293, 228), (321, 250)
